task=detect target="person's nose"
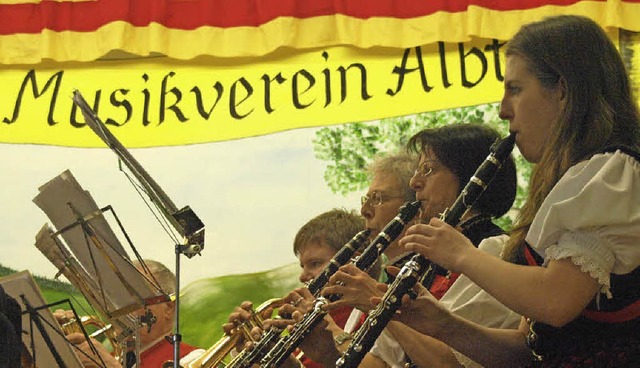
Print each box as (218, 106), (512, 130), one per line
(360, 202), (373, 219)
(409, 174), (423, 193)
(498, 95), (512, 121)
(299, 268), (312, 284)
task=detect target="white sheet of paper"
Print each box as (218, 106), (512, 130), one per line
(33, 170), (166, 316)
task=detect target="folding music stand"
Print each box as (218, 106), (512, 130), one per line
(70, 90), (205, 368)
(34, 169), (177, 367)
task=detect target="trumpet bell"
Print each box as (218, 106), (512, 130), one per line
(61, 315), (124, 361)
(186, 298), (282, 368)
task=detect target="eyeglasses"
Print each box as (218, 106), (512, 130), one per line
(360, 191), (403, 207)
(414, 160), (439, 178)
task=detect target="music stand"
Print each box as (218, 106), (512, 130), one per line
(34, 169), (174, 366)
(0, 271), (84, 368)
(71, 90), (205, 367)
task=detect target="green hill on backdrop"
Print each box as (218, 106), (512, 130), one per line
(180, 263), (301, 348)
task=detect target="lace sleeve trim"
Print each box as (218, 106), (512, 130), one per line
(543, 230), (614, 300)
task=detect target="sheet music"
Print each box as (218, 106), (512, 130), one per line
(33, 170), (166, 316)
(35, 223), (103, 308)
(0, 271), (83, 368)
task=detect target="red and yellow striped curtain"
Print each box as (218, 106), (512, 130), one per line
(0, 0), (639, 146)
(1, 0), (639, 63)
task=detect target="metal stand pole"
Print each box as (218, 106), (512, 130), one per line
(172, 244), (183, 368)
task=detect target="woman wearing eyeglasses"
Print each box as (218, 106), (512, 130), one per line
(299, 152), (419, 318)
(358, 152), (419, 268)
(405, 124), (517, 300)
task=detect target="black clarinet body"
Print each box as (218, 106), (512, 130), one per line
(337, 133), (516, 368)
(259, 201), (421, 367)
(227, 327), (281, 368)
(307, 229), (371, 296)
(352, 200), (421, 271)
(259, 298), (329, 368)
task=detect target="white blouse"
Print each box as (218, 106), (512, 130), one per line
(526, 150), (640, 298)
(441, 235), (521, 368)
(369, 235), (521, 368)
(440, 235), (521, 329)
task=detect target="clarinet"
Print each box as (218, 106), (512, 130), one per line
(259, 201), (421, 368)
(226, 229), (371, 368)
(337, 133), (516, 368)
(307, 229), (372, 295)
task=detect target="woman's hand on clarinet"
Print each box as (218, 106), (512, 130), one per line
(372, 266), (450, 338)
(321, 263), (384, 312)
(400, 217), (475, 273)
(259, 287), (314, 336)
(281, 287), (315, 315)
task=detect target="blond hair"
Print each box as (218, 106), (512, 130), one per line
(366, 151), (417, 203)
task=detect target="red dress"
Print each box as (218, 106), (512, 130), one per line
(137, 338), (200, 368)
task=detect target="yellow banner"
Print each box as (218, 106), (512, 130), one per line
(0, 38), (506, 147)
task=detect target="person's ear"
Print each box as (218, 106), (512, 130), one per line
(164, 301), (176, 318)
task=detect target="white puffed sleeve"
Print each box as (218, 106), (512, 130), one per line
(526, 150), (640, 297)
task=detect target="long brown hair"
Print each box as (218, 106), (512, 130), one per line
(503, 15), (640, 260)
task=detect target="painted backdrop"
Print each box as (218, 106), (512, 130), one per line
(1, 0), (640, 348)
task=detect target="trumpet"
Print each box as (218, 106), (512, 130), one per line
(185, 298), (283, 368)
(35, 224), (138, 361)
(60, 315), (125, 361)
